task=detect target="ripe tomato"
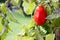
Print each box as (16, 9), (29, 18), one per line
(34, 5), (47, 26)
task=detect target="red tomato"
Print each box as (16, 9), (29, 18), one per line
(34, 5), (47, 26)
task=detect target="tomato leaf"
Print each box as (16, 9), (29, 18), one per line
(1, 3), (7, 14)
(7, 8), (19, 23)
(12, 8), (24, 16)
(0, 24), (4, 33)
(22, 2), (36, 15)
(52, 18), (60, 27)
(1, 27), (8, 40)
(46, 9), (60, 20)
(10, 0), (20, 7)
(52, 2), (58, 8)
(40, 26), (47, 34)
(7, 26), (13, 32)
(14, 36), (34, 40)
(28, 19), (35, 29)
(45, 34), (55, 40)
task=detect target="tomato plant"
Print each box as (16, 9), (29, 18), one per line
(0, 0), (60, 40)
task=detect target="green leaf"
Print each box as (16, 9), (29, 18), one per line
(11, 0), (20, 7)
(0, 18), (3, 23)
(24, 0), (36, 3)
(14, 36), (34, 40)
(52, 0), (58, 2)
(18, 9), (24, 16)
(23, 0), (29, 2)
(52, 18), (60, 27)
(1, 3), (7, 14)
(46, 6), (52, 15)
(7, 9), (19, 23)
(7, 26), (13, 32)
(11, 0), (20, 5)
(40, 26), (47, 34)
(35, 26), (44, 40)
(1, 28), (8, 40)
(0, 24), (4, 33)
(26, 2), (36, 15)
(46, 11), (60, 20)
(5, 13), (32, 40)
(22, 1), (30, 13)
(45, 34), (55, 40)
(43, 23), (52, 34)
(22, 2), (36, 15)
(29, 0), (36, 3)
(28, 19), (35, 29)
(52, 2), (58, 8)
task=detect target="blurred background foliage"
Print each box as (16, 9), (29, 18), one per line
(0, 0), (6, 3)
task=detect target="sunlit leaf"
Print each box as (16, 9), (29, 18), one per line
(0, 24), (4, 33)
(0, 18), (3, 23)
(5, 13), (32, 40)
(14, 35), (34, 40)
(16, 0), (20, 4)
(40, 26), (47, 34)
(45, 34), (55, 40)
(52, 2), (58, 8)
(7, 26), (13, 32)
(1, 3), (7, 14)
(28, 19), (35, 29)
(22, 1), (29, 13)
(11, 0), (16, 5)
(7, 9), (19, 23)
(24, 0), (36, 3)
(23, 0), (29, 2)
(22, 36), (34, 40)
(29, 30), (35, 36)
(12, 8), (23, 16)
(52, 0), (58, 2)
(29, 0), (36, 3)
(18, 9), (24, 16)
(31, 32), (35, 36)
(11, 0), (20, 7)
(22, 2), (36, 15)
(1, 28), (8, 40)
(20, 25), (26, 36)
(26, 2), (36, 15)
(35, 26), (44, 40)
